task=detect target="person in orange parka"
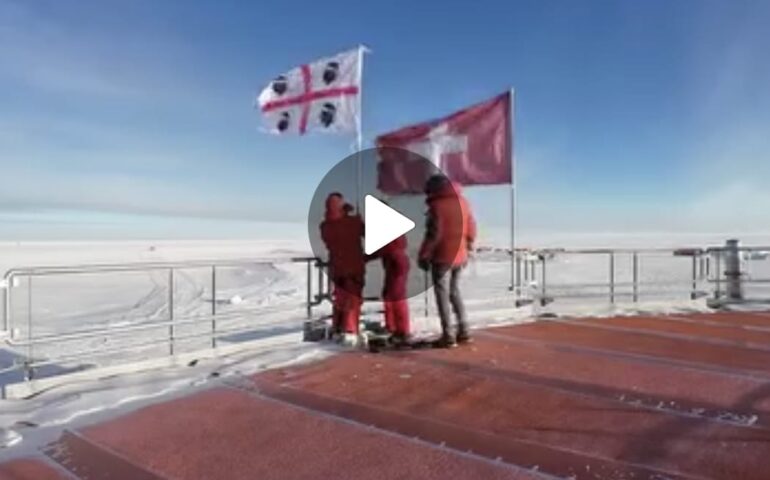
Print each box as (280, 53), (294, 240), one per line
(320, 193), (365, 338)
(418, 175), (477, 348)
(367, 232), (411, 343)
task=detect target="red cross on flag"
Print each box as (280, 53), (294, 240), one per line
(376, 92), (512, 194)
(256, 48), (361, 135)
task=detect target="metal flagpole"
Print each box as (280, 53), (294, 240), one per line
(355, 45), (365, 211)
(509, 88), (517, 296)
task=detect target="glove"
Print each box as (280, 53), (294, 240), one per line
(418, 258), (430, 271)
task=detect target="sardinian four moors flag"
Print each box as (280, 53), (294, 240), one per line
(376, 92), (512, 194)
(256, 48), (361, 135)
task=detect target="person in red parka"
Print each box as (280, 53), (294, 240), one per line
(368, 228), (411, 344)
(418, 175), (477, 348)
(320, 193), (365, 339)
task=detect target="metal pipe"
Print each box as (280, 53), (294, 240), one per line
(317, 264), (324, 299)
(691, 256), (698, 300)
(715, 252), (722, 299)
(609, 253), (615, 304)
(8, 304), (296, 347)
(3, 274), (11, 334)
(515, 253), (522, 295)
(706, 256), (711, 278)
(545, 279), (686, 289)
(724, 239), (743, 300)
(3, 257), (315, 279)
(168, 268), (175, 355)
(530, 260), (536, 284)
(211, 265), (217, 349)
(26, 275), (33, 381)
(424, 271), (429, 317)
(632, 252), (639, 303)
(20, 320), (299, 371)
(540, 256), (547, 304)
(306, 261), (312, 319)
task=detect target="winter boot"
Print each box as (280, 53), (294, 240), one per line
(434, 334), (458, 349)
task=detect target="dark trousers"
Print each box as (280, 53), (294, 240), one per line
(431, 264), (468, 337)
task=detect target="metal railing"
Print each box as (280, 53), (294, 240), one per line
(705, 244), (770, 305)
(509, 243), (770, 307)
(1, 257), (330, 387)
(2, 241), (769, 397)
(510, 248), (712, 307)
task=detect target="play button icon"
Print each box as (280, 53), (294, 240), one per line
(364, 195), (415, 255)
(306, 147), (465, 300)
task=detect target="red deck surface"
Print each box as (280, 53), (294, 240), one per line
(0, 458), (71, 480)
(4, 311), (770, 479)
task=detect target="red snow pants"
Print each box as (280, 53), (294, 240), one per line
(382, 255), (410, 336)
(333, 275), (363, 334)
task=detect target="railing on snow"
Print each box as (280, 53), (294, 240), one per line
(0, 257), (330, 398)
(2, 242), (769, 398)
(510, 244), (770, 307)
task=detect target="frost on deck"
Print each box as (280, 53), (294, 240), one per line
(1, 239), (770, 479)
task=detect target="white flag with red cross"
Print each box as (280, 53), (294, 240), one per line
(256, 48), (361, 135)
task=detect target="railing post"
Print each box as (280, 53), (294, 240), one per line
(326, 264), (332, 300)
(691, 255), (698, 300)
(724, 239), (743, 301)
(540, 255), (547, 305)
(211, 265), (217, 349)
(515, 252), (522, 295)
(424, 270), (430, 317)
(168, 268), (175, 355)
(714, 251), (722, 299)
(3, 274), (11, 334)
(609, 252), (615, 304)
(26, 275), (34, 381)
(528, 259), (534, 284)
(306, 261), (313, 319)
(317, 260), (324, 303)
(632, 252), (639, 303)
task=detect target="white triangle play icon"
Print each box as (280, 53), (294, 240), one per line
(364, 195), (416, 255)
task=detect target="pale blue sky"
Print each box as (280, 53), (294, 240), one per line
(1, 0), (769, 240)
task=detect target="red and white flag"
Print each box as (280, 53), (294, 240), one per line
(256, 48), (361, 135)
(376, 92), (512, 194)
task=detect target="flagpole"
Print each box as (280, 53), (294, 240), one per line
(509, 88), (517, 297)
(355, 45), (365, 211)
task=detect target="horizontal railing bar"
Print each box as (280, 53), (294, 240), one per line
(3, 256), (319, 280)
(706, 278), (770, 284)
(543, 281), (699, 289)
(515, 248), (709, 255)
(705, 246), (770, 253)
(7, 303), (302, 347)
(535, 290), (703, 299)
(20, 320), (301, 371)
(509, 246), (770, 256)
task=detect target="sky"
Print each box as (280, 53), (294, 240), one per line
(1, 0), (769, 242)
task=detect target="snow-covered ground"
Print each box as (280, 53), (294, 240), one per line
(1, 233), (769, 455)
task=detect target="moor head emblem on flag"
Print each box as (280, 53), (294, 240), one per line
(271, 75), (288, 95)
(256, 49), (361, 135)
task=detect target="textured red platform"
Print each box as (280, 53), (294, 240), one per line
(492, 320), (770, 375)
(670, 311), (770, 329)
(255, 349), (770, 480)
(579, 315), (770, 346)
(0, 458), (71, 480)
(55, 388), (535, 480)
(22, 312), (770, 479)
(419, 335), (770, 427)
